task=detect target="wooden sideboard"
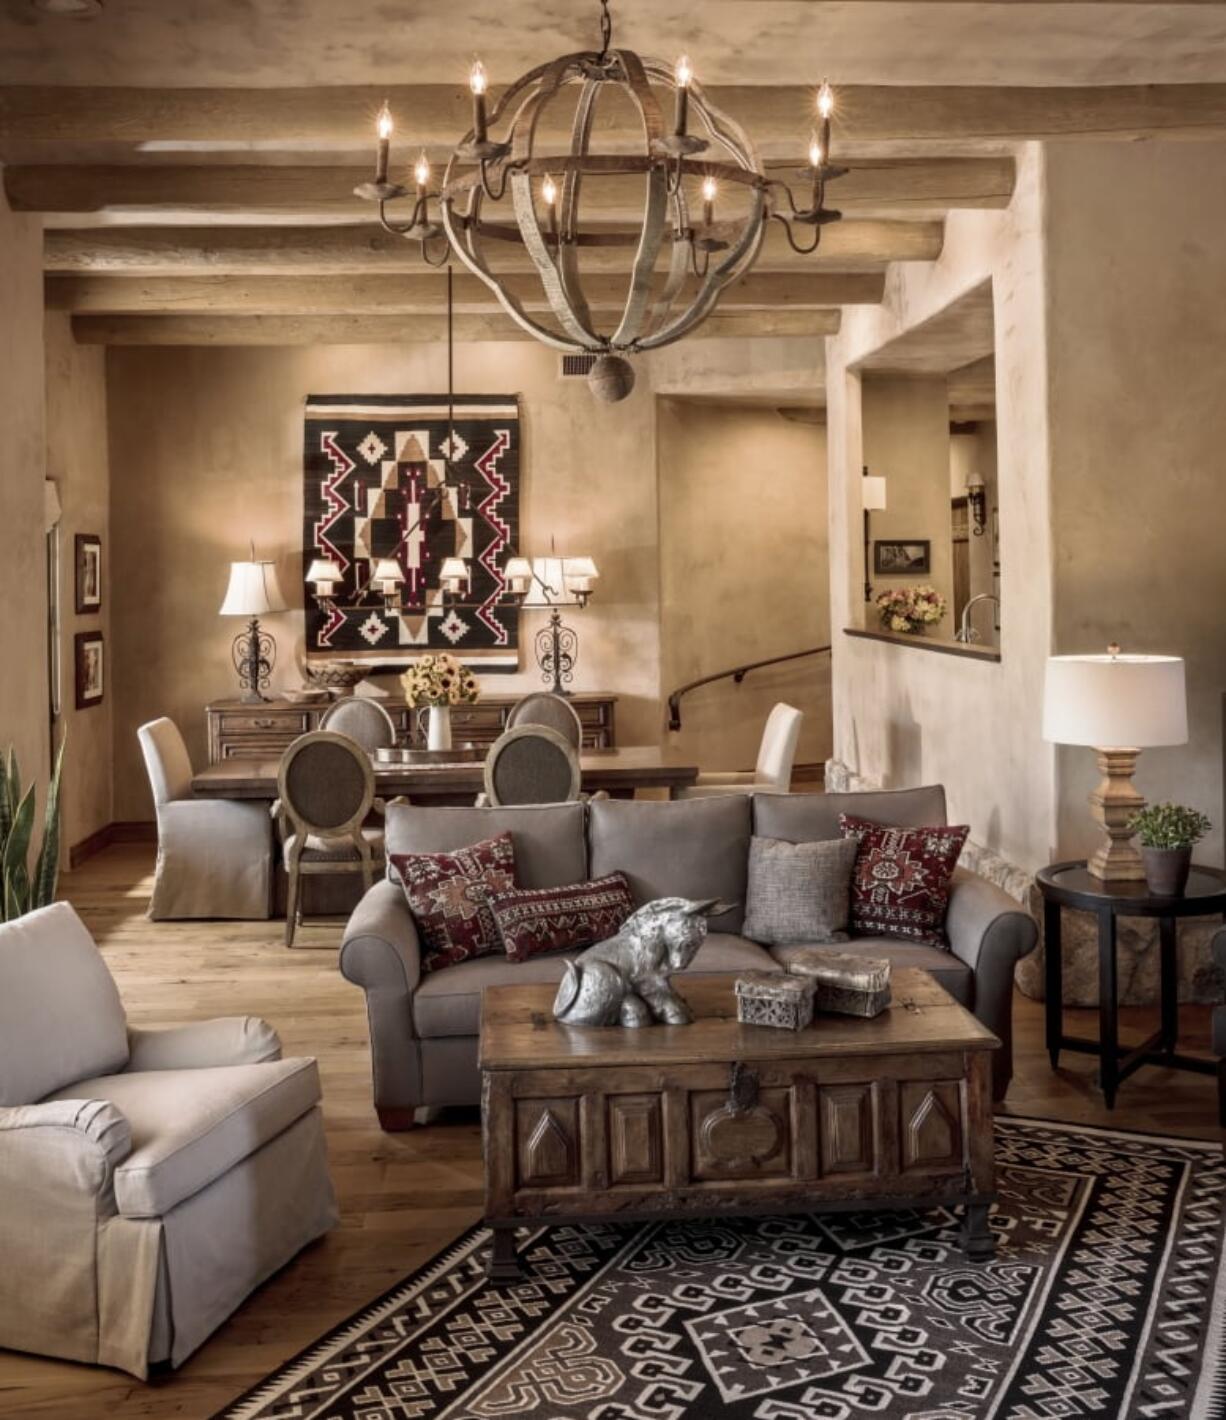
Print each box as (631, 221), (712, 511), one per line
(205, 693), (617, 764)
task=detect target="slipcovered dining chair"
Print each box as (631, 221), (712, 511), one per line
(482, 724), (582, 807)
(0, 901), (336, 1378)
(677, 702), (804, 799)
(273, 731), (385, 946)
(137, 717), (272, 920)
(319, 695), (398, 753)
(506, 690), (584, 749)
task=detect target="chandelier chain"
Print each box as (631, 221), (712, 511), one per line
(597, 0), (612, 62)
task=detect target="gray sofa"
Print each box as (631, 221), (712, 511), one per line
(340, 787), (1037, 1124)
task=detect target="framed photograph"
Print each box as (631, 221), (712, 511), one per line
(75, 631), (105, 710)
(874, 539), (931, 575)
(75, 534), (102, 614)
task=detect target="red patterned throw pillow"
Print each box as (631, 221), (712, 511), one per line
(488, 873), (635, 963)
(839, 815), (969, 947)
(389, 833), (517, 974)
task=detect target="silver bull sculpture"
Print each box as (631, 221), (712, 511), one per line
(553, 897), (734, 1028)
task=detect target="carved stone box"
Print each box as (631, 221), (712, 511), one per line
(479, 971), (999, 1281)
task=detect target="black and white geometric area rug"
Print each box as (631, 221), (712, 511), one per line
(215, 1117), (1226, 1420)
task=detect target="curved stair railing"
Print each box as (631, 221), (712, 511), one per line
(666, 645), (832, 732)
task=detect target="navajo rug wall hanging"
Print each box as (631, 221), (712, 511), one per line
(303, 394), (520, 669)
(214, 1116), (1226, 1420)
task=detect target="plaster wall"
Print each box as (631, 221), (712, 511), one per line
(657, 399), (831, 773)
(0, 183), (49, 797)
(106, 340), (662, 820)
(1044, 140), (1226, 868)
(862, 376), (954, 637)
(45, 312), (112, 853)
(827, 143), (1056, 872)
(105, 336), (827, 821)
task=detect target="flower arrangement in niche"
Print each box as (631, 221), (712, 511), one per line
(400, 653), (479, 707)
(874, 585), (947, 635)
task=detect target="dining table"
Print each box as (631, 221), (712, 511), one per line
(191, 745), (701, 805)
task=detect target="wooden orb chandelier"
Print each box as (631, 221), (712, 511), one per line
(357, 0), (846, 400)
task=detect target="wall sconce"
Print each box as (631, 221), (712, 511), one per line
(503, 556), (533, 596)
(862, 466), (887, 602)
(370, 558), (404, 605)
(305, 557), (343, 603)
(438, 556), (469, 595)
(966, 469), (987, 536)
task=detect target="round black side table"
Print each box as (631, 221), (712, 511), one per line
(1035, 860), (1226, 1108)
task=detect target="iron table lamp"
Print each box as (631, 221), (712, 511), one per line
(1042, 647), (1188, 881)
(219, 556), (288, 703)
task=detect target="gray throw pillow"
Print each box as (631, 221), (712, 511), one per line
(742, 835), (860, 947)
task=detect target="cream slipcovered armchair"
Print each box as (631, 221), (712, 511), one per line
(138, 716), (272, 919)
(0, 903), (337, 1378)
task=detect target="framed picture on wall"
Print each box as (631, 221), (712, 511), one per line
(75, 631), (105, 710)
(874, 539), (931, 575)
(75, 534), (102, 613)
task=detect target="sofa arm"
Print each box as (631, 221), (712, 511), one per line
(126, 1017), (282, 1071)
(0, 1099), (131, 1202)
(339, 879), (424, 1129)
(945, 869), (1038, 1102)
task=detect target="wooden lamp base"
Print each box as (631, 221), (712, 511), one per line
(1087, 746), (1145, 882)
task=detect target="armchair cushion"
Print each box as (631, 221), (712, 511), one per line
(0, 903), (129, 1106)
(46, 1057), (322, 1218)
(126, 1017), (281, 1071)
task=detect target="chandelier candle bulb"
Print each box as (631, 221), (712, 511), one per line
(673, 54), (692, 136)
(816, 81), (834, 175)
(701, 175), (716, 228)
(414, 151), (431, 196)
(375, 102), (393, 184)
(470, 59), (489, 144)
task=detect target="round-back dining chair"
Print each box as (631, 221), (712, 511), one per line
(319, 695), (398, 753)
(505, 691), (583, 749)
(274, 730), (383, 946)
(482, 725), (582, 807)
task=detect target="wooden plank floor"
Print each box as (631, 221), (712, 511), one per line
(0, 843), (1221, 1419)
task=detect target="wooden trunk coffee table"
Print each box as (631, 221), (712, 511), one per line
(479, 969), (999, 1281)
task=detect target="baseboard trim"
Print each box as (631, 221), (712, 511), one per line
(69, 820), (156, 869)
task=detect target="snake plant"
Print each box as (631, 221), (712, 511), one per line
(0, 739), (65, 921)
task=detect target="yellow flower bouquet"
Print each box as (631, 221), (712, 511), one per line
(400, 653), (480, 707)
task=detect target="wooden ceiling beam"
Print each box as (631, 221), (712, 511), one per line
(4, 85), (1226, 148)
(71, 309), (841, 346)
(45, 271), (884, 315)
(44, 220), (942, 274)
(6, 158), (1013, 218)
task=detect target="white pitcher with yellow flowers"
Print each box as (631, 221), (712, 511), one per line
(400, 653), (479, 753)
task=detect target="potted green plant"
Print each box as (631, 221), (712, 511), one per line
(1127, 802), (1211, 896)
(1, 741), (65, 921)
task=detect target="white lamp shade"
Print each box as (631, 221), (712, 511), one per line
(439, 556), (469, 586)
(371, 558), (403, 588)
(503, 555), (533, 591)
(530, 556), (567, 601)
(862, 475), (887, 511)
(1042, 653), (1188, 748)
(563, 556), (599, 594)
(305, 557), (343, 587)
(219, 560), (288, 616)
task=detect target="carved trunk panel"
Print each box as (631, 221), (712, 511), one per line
(690, 1086), (792, 1180)
(514, 1097), (580, 1188)
(608, 1093), (664, 1186)
(899, 1080), (965, 1174)
(818, 1083), (878, 1178)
